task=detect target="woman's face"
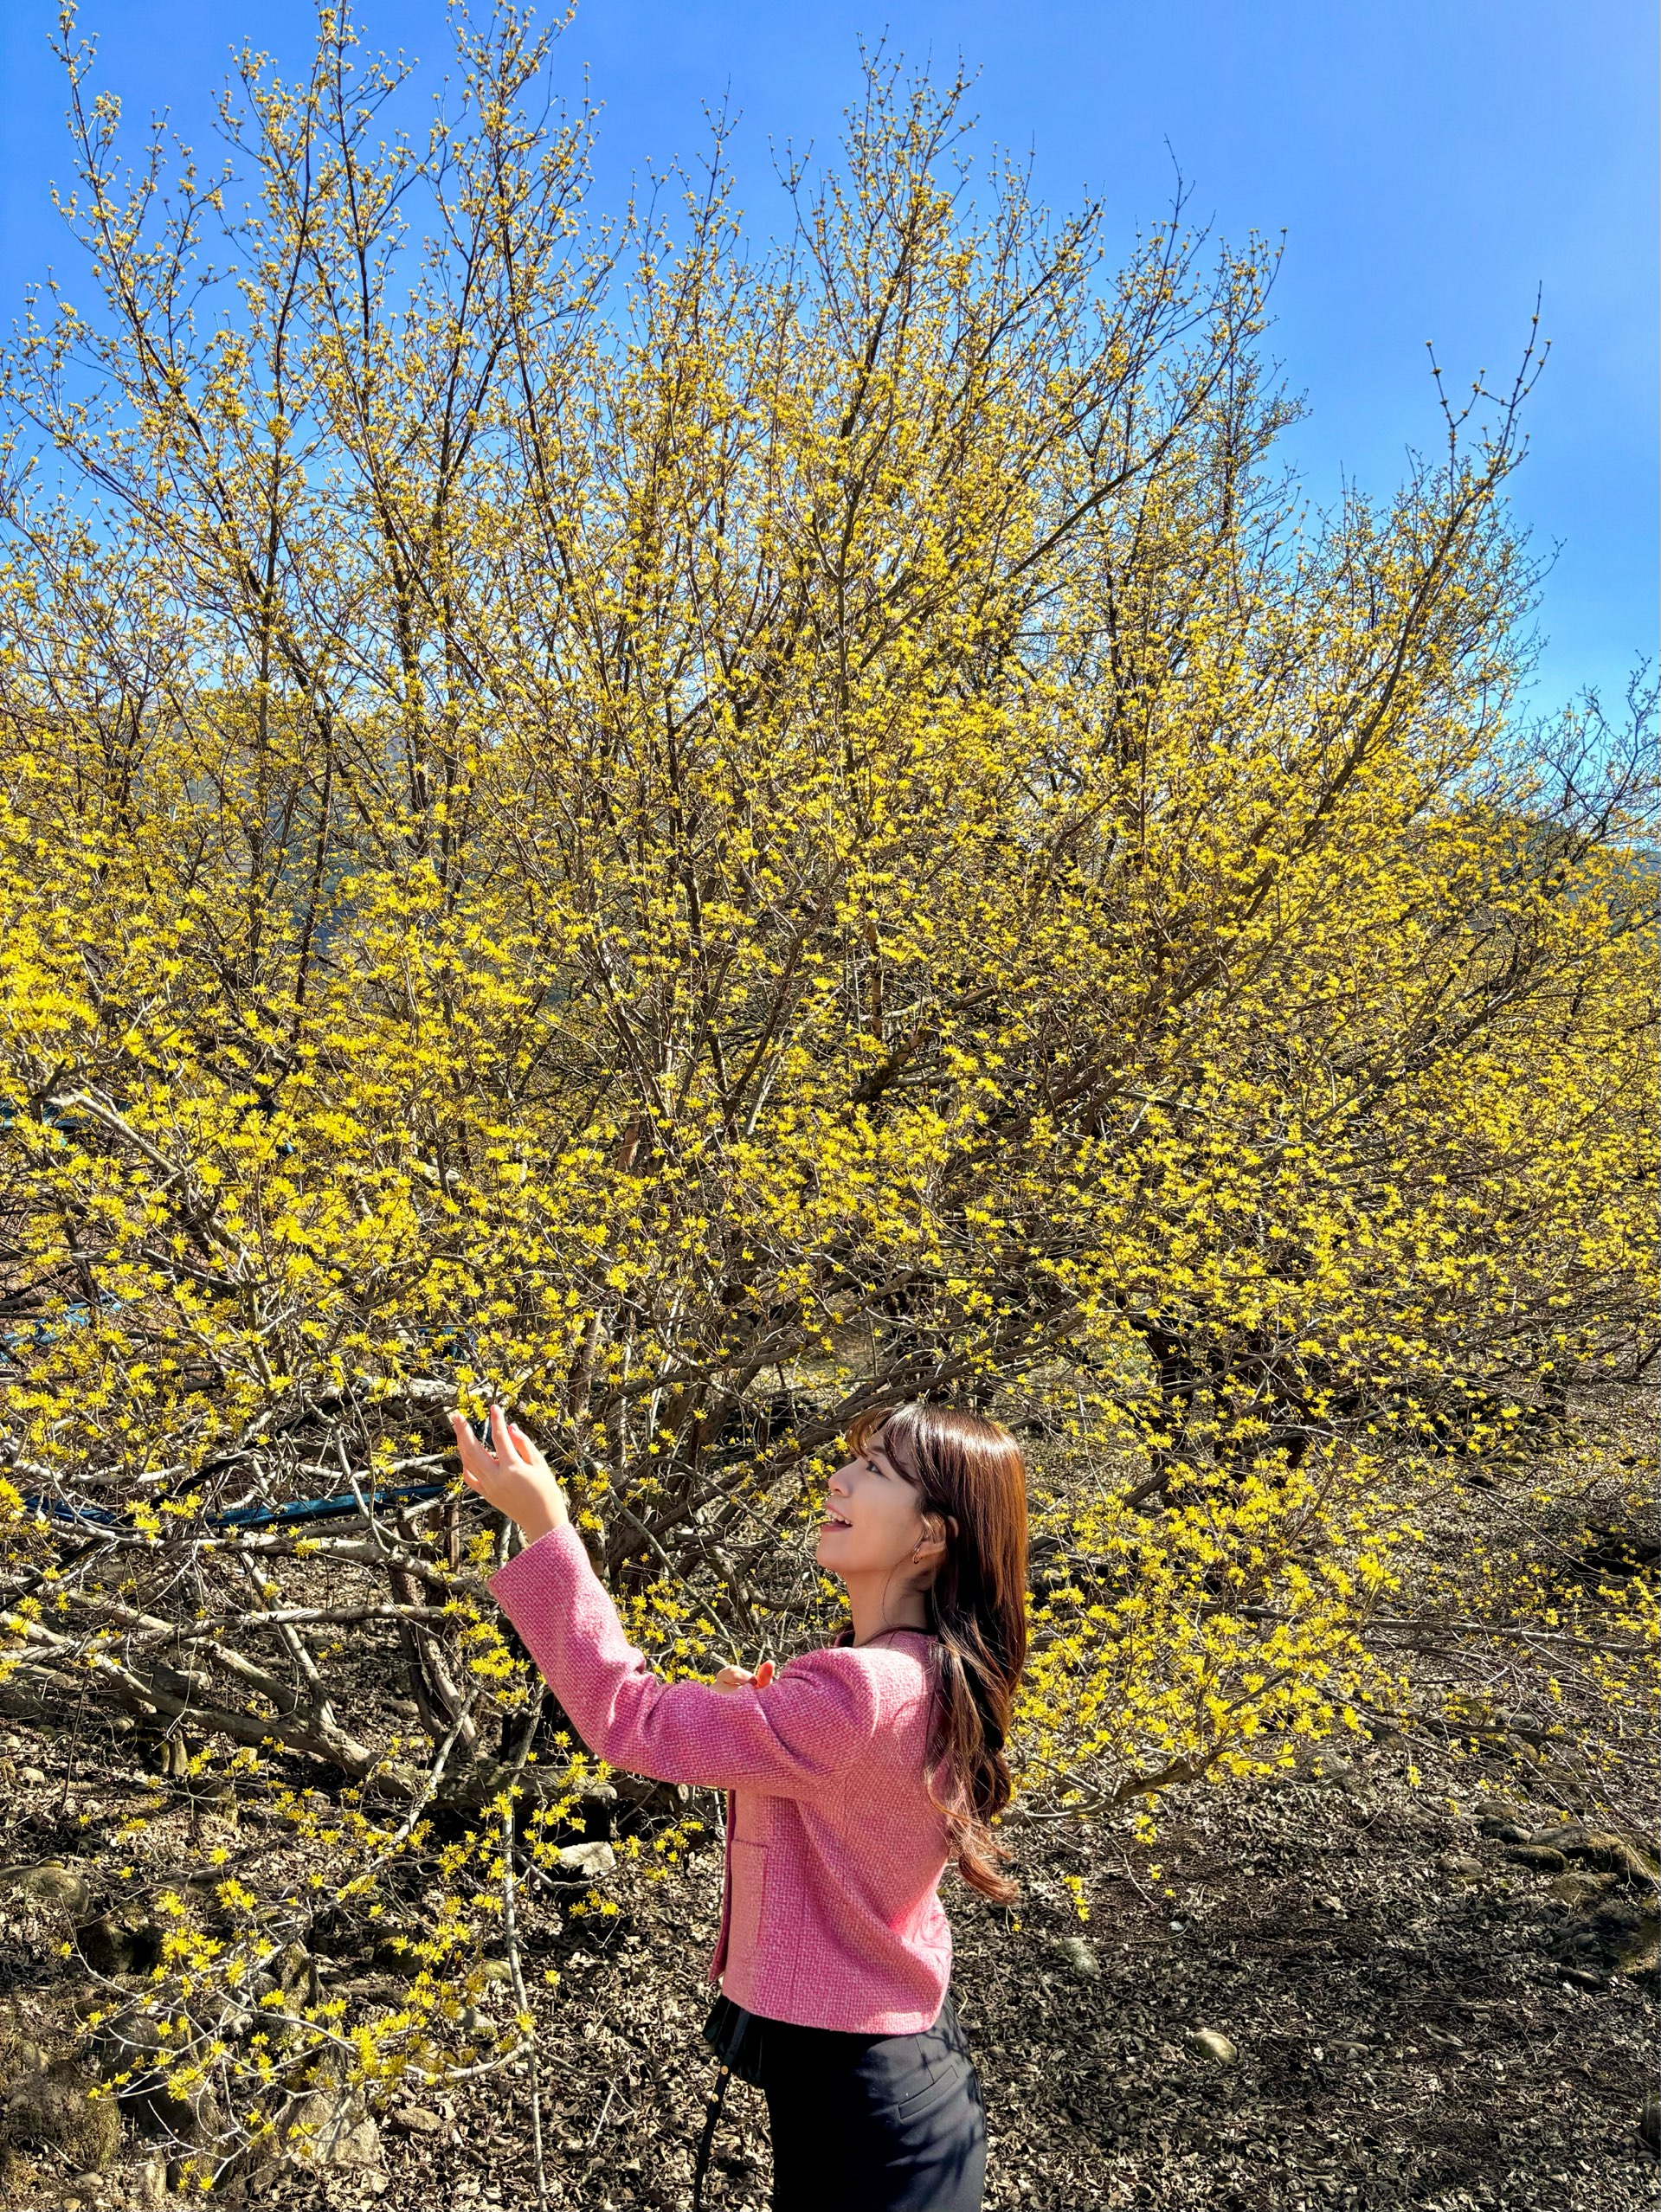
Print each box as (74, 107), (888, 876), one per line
(814, 1424), (932, 1582)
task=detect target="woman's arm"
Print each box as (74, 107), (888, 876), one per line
(487, 1522), (882, 1793)
(449, 1410), (884, 1792)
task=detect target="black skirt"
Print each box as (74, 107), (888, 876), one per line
(701, 1990), (987, 2212)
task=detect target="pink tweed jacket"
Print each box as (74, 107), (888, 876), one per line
(488, 1521), (952, 2033)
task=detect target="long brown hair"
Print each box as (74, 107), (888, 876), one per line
(844, 1400), (1029, 1904)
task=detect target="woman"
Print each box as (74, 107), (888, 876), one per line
(450, 1397), (1028, 2212)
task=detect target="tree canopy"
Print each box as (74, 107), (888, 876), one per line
(0, 0), (1653, 2040)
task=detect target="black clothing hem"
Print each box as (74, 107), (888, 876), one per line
(698, 1989), (986, 2211)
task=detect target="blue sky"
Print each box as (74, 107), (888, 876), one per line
(1, 1), (1654, 719)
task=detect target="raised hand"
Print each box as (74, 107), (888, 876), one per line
(449, 1405), (570, 1542)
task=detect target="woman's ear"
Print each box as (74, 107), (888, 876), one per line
(914, 1511), (952, 1560)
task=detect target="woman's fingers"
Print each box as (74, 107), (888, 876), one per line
(448, 1412), (489, 1480)
(508, 1421), (555, 1480)
(449, 1411), (513, 1501)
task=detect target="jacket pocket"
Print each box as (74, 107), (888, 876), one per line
(726, 1838), (769, 1965)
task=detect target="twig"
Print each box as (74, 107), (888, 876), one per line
(501, 1804), (550, 2212)
(55, 1673), (91, 1825)
(1112, 1849), (1162, 1912)
(583, 2080), (618, 2153)
(157, 1600), (464, 1643)
(376, 1688), (485, 1855)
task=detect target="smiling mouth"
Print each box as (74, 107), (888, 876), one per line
(821, 1508), (852, 1527)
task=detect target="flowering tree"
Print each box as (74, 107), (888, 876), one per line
(0, 6), (1654, 2181)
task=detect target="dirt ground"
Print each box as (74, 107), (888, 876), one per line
(2, 1708), (1654, 2212)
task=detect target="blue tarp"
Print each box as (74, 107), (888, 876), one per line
(20, 1481), (451, 1534)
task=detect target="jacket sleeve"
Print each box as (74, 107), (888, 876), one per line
(486, 1521), (883, 1793)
